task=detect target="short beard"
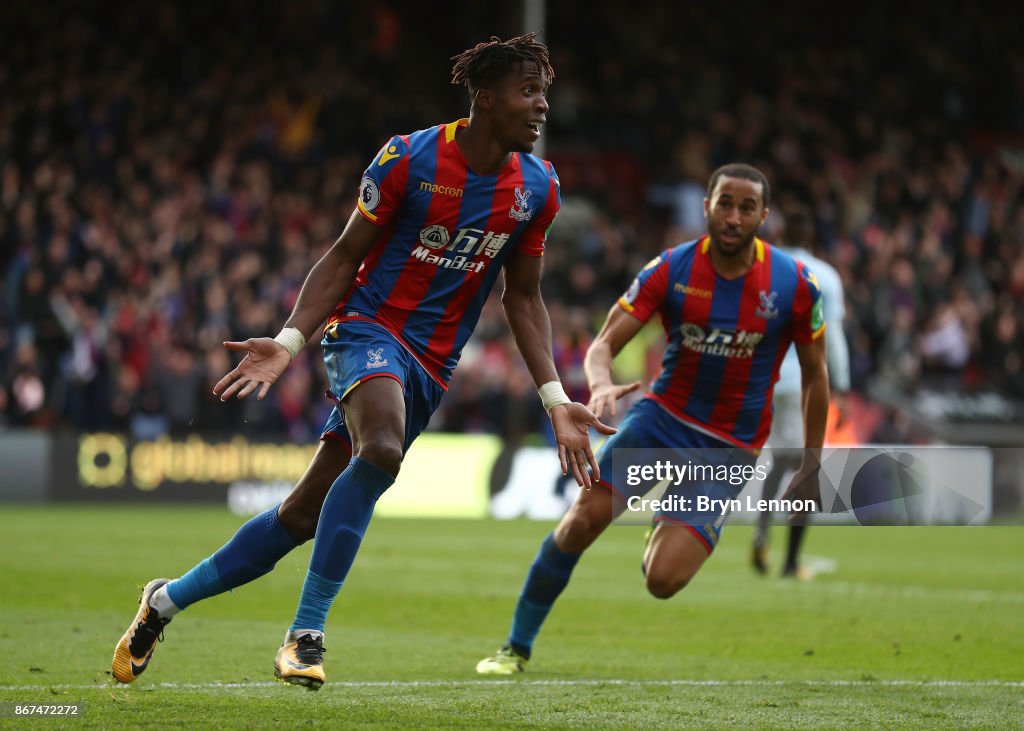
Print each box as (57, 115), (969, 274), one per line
(711, 231), (756, 258)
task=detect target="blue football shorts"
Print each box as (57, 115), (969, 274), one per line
(318, 320), (445, 454)
(596, 397), (757, 553)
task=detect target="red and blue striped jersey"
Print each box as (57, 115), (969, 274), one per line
(327, 119), (561, 386)
(619, 236), (824, 449)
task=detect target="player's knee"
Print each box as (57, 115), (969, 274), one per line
(355, 441), (404, 477)
(643, 556), (692, 597)
(645, 570), (691, 599)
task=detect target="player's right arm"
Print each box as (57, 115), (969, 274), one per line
(214, 135), (409, 401)
(280, 213), (378, 339)
(585, 253), (671, 417)
(213, 211), (380, 401)
(584, 304), (644, 419)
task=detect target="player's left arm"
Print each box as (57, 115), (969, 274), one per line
(781, 262), (832, 516)
(792, 262), (832, 451)
(501, 249), (615, 488)
(796, 335), (830, 452)
(780, 334), (830, 517)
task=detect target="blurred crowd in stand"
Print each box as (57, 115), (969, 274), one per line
(2, 1), (1022, 443)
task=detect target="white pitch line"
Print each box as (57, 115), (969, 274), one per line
(2, 679), (1022, 692)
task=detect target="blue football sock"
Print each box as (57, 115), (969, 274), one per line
(165, 505), (299, 611)
(508, 533), (581, 657)
(290, 457), (394, 633)
(290, 570), (343, 635)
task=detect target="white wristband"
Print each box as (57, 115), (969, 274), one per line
(273, 327), (306, 361)
(538, 381), (571, 412)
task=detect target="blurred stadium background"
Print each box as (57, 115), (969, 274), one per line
(1, 1), (1022, 727)
(1, 0), (1022, 513)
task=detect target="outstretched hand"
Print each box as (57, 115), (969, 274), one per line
(587, 381), (642, 419)
(212, 338), (292, 401)
(550, 402), (617, 489)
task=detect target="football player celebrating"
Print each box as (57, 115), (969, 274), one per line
(113, 34), (613, 690)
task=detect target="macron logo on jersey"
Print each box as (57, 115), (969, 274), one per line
(378, 144), (401, 166)
(419, 181), (463, 198)
(673, 282), (713, 299)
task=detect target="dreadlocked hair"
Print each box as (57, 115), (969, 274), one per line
(450, 33), (554, 92)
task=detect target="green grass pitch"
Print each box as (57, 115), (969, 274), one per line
(0, 505), (1021, 728)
